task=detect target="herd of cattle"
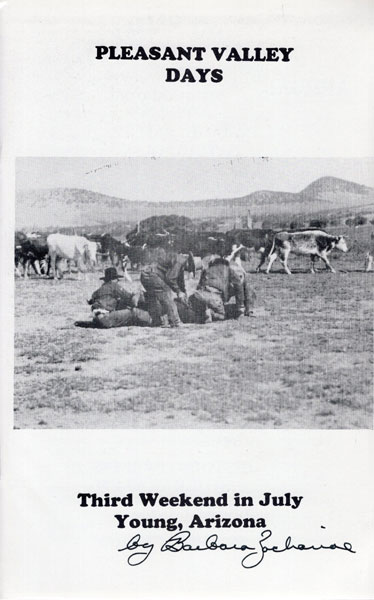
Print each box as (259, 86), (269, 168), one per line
(14, 225), (374, 279)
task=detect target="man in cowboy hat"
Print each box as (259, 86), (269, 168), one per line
(87, 267), (151, 328)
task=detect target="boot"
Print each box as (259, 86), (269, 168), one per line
(160, 315), (170, 328)
(204, 308), (212, 323)
(170, 315), (182, 328)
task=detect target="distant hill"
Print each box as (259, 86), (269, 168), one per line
(16, 176), (374, 229)
(301, 176), (373, 197)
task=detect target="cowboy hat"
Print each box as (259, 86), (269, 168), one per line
(100, 267), (124, 281)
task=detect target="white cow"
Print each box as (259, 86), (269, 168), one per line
(266, 230), (348, 275)
(47, 233), (97, 279)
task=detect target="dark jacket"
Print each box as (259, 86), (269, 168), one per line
(142, 251), (187, 294)
(198, 259), (254, 311)
(88, 281), (134, 312)
(198, 260), (231, 301)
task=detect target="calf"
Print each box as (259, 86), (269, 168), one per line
(266, 230), (348, 274)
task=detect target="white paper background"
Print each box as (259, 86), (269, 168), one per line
(1, 1), (373, 598)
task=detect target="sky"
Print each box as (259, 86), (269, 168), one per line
(16, 157), (374, 203)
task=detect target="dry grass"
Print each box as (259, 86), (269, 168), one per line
(14, 251), (373, 429)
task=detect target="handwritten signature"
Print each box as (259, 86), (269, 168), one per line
(118, 529), (355, 568)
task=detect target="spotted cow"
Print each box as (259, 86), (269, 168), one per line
(266, 229), (349, 274)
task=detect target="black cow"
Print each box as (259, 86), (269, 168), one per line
(85, 234), (105, 264)
(126, 229), (227, 277)
(170, 231), (226, 257)
(127, 228), (226, 255)
(87, 233), (129, 270)
(125, 229), (177, 272)
(15, 233), (49, 278)
(126, 228), (175, 249)
(15, 232), (28, 275)
(123, 245), (149, 270)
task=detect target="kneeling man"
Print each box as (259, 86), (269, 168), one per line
(189, 258), (255, 323)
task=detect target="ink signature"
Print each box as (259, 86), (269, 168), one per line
(118, 529), (355, 568)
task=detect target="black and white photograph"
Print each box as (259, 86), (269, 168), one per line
(14, 157), (374, 430)
(3, 1), (374, 597)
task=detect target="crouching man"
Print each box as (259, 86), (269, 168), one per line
(189, 258), (255, 324)
(140, 248), (188, 328)
(87, 267), (151, 328)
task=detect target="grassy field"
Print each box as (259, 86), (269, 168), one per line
(14, 250), (373, 429)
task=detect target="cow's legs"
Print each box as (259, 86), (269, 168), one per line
(319, 250), (335, 273)
(45, 256), (51, 277)
(56, 257), (64, 279)
(14, 262), (22, 277)
(280, 248), (292, 275)
(76, 260), (82, 280)
(23, 258), (31, 279)
(110, 251), (118, 267)
(76, 255), (87, 279)
(32, 259), (42, 276)
(310, 255), (317, 274)
(255, 250), (267, 272)
(266, 252), (278, 273)
(39, 257), (48, 275)
(122, 256), (132, 279)
(49, 252), (58, 279)
(365, 252), (373, 272)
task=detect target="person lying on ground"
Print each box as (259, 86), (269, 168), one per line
(86, 266), (141, 325)
(75, 287), (255, 329)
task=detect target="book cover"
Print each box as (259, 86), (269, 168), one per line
(1, 1), (373, 598)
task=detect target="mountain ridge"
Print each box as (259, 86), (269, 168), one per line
(16, 176), (374, 229)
